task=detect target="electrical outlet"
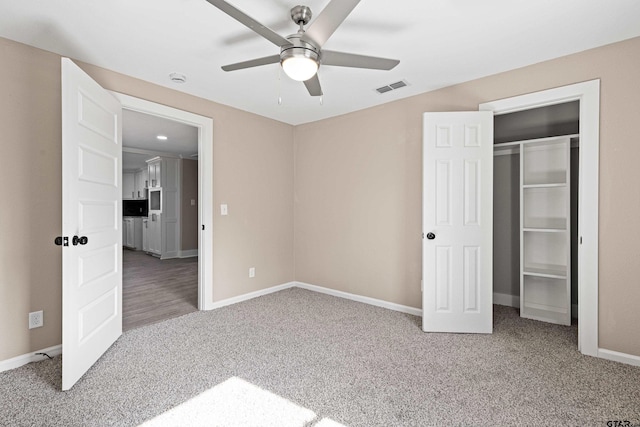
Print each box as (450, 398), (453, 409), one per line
(249, 267), (255, 278)
(29, 311), (43, 329)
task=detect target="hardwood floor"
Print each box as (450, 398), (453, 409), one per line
(123, 249), (198, 331)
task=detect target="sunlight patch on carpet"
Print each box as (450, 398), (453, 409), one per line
(139, 376), (347, 426)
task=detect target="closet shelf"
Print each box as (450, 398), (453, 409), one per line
(523, 183), (567, 189)
(523, 227), (566, 233)
(519, 135), (572, 326)
(523, 264), (567, 279)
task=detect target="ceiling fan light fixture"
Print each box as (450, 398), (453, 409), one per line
(282, 56), (318, 81)
(280, 45), (319, 81)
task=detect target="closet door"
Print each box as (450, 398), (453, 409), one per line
(520, 137), (571, 325)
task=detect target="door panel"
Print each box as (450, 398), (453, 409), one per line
(422, 112), (493, 333)
(62, 58), (122, 390)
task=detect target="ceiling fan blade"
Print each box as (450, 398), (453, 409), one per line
(321, 50), (400, 70)
(205, 0), (292, 48)
(221, 55), (280, 71)
(301, 0), (361, 47)
(304, 74), (323, 96)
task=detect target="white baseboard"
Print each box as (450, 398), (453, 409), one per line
(598, 348), (640, 367)
(0, 344), (62, 373)
(493, 292), (519, 308)
(179, 249), (198, 258)
(209, 282), (296, 310)
(295, 281), (422, 317)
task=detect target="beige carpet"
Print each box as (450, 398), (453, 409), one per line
(1, 288), (639, 426)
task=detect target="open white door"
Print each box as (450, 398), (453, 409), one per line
(422, 112), (493, 333)
(61, 58), (122, 390)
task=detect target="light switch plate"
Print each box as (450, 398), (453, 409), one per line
(221, 204), (228, 216)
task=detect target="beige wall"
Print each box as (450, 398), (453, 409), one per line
(181, 159), (198, 252)
(0, 38), (295, 361)
(294, 36), (640, 357)
(2, 34), (640, 362)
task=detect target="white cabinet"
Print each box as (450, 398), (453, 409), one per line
(147, 213), (161, 256)
(123, 217), (143, 250)
(134, 168), (148, 199)
(142, 218), (149, 252)
(147, 158), (161, 188)
(520, 136), (571, 325)
(123, 218), (134, 248)
(122, 172), (135, 200)
(144, 156), (181, 259)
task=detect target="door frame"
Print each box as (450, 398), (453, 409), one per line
(479, 79), (600, 357)
(111, 92), (214, 310)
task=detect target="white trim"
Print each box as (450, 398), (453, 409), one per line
(597, 348), (640, 367)
(110, 92), (215, 311)
(178, 249), (198, 258)
(296, 281), (422, 317)
(480, 79), (600, 358)
(209, 282), (296, 309)
(0, 345), (62, 373)
(493, 292), (520, 308)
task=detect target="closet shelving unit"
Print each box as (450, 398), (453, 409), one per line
(495, 134), (576, 326)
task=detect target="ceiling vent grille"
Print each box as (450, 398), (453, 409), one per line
(375, 80), (408, 94)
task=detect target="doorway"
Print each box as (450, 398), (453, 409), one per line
(121, 109), (199, 330)
(480, 79), (600, 357)
(492, 101), (579, 325)
(111, 92), (215, 312)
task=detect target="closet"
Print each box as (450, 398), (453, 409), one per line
(493, 101), (579, 326)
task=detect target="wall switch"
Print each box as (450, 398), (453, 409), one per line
(29, 311), (43, 329)
(221, 204), (228, 216)
(191, 199), (196, 206)
(249, 267), (255, 278)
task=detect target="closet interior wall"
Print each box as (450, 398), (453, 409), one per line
(492, 101), (580, 318)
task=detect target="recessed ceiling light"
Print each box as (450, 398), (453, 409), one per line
(157, 135), (168, 140)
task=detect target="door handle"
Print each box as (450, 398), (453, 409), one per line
(426, 232), (436, 240)
(72, 236), (88, 246)
(55, 236), (69, 247)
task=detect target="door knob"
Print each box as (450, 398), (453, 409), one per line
(426, 232), (436, 240)
(72, 236), (88, 246)
(54, 236), (69, 247)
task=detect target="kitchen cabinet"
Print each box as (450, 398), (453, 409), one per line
(144, 156), (181, 259)
(123, 217), (143, 250)
(142, 218), (148, 252)
(123, 218), (134, 248)
(122, 172), (135, 200)
(147, 158), (161, 188)
(134, 168), (148, 199)
(146, 213), (161, 256)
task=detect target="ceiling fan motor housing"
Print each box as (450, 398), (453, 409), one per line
(280, 33), (320, 66)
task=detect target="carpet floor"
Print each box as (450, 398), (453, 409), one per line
(1, 288), (639, 426)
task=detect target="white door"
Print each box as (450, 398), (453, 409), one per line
(61, 58), (122, 390)
(422, 112), (493, 333)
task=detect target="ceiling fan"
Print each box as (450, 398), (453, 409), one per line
(205, 0), (400, 96)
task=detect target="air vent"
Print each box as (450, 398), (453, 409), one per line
(375, 80), (409, 94)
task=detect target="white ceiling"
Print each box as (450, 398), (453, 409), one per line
(2, 0), (640, 125)
(122, 110), (198, 170)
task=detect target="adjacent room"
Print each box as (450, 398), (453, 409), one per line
(121, 110), (200, 330)
(1, 0), (639, 425)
